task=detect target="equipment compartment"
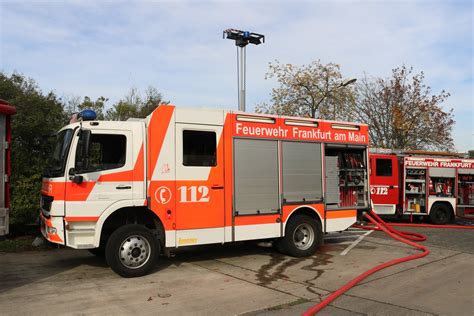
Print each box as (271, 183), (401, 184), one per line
(458, 173), (474, 216)
(325, 145), (368, 209)
(404, 168), (426, 214)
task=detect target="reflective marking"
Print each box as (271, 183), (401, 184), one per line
(340, 230), (373, 256)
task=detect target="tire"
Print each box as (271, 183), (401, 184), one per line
(88, 247), (105, 257)
(430, 204), (453, 225)
(279, 215), (322, 257)
(105, 224), (159, 278)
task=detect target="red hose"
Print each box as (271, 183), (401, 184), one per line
(353, 211), (426, 241)
(302, 211), (430, 316)
(368, 211), (472, 230)
(357, 222), (474, 230)
(352, 224), (426, 241)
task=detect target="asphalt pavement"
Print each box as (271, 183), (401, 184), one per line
(0, 225), (473, 315)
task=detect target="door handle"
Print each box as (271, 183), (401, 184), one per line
(211, 185), (224, 190)
(116, 185), (132, 190)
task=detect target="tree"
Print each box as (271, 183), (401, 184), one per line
(77, 96), (108, 120)
(0, 72), (168, 228)
(351, 66), (454, 151)
(255, 60), (355, 120)
(64, 95), (108, 120)
(106, 87), (168, 121)
(64, 95), (81, 117)
(105, 100), (138, 121)
(0, 72), (67, 226)
(140, 86), (167, 117)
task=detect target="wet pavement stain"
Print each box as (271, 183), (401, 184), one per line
(255, 244), (338, 293)
(299, 245), (335, 295)
(256, 253), (298, 286)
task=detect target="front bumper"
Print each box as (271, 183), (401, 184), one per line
(40, 213), (65, 245)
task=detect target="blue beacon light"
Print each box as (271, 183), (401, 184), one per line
(78, 109), (97, 121)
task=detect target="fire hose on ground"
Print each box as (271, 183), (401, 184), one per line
(302, 210), (474, 316)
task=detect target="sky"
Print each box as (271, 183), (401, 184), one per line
(0, 0), (473, 151)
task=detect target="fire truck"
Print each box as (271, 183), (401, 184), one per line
(370, 152), (474, 224)
(0, 100), (15, 237)
(40, 105), (371, 277)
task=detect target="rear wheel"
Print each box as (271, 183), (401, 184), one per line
(278, 215), (322, 257)
(430, 204), (453, 225)
(105, 224), (159, 278)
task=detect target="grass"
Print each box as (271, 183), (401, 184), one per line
(267, 298), (310, 311)
(0, 235), (51, 253)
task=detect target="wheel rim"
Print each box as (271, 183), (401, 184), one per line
(119, 235), (151, 269)
(292, 223), (315, 250)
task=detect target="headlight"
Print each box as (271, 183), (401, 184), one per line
(47, 227), (57, 235)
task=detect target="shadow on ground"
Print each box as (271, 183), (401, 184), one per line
(0, 241), (344, 294)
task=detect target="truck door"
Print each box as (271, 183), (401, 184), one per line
(65, 129), (134, 219)
(370, 155), (399, 214)
(174, 123), (225, 245)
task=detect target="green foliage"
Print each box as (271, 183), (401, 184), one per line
(260, 61), (455, 151)
(353, 66), (454, 151)
(256, 60), (356, 120)
(469, 150), (474, 158)
(79, 96), (108, 120)
(106, 100), (138, 121)
(0, 72), (67, 225)
(105, 87), (168, 121)
(65, 96), (107, 120)
(0, 72), (168, 227)
(0, 236), (35, 252)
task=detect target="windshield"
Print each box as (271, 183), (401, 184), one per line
(45, 129), (74, 178)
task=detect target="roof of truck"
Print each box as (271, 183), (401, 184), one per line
(370, 148), (465, 158)
(0, 99), (16, 115)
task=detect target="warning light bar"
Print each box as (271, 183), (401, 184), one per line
(70, 109), (97, 123)
(78, 109), (97, 121)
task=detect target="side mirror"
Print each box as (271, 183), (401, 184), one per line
(68, 168), (84, 184)
(72, 175), (84, 184)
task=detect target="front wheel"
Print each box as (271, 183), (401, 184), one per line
(105, 224), (159, 278)
(278, 215), (322, 257)
(430, 204), (453, 225)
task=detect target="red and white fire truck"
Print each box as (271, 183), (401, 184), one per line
(0, 100), (15, 237)
(40, 105), (371, 277)
(370, 152), (474, 224)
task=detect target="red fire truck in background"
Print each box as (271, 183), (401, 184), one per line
(370, 151), (474, 224)
(0, 100), (15, 237)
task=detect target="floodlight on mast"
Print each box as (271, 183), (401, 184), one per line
(223, 29), (265, 112)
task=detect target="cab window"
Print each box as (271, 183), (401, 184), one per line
(182, 130), (216, 167)
(76, 134), (126, 172)
(376, 159), (392, 176)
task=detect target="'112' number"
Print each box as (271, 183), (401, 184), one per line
(178, 186), (210, 203)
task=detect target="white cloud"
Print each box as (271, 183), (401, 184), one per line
(1, 0), (472, 151)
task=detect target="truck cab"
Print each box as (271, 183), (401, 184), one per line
(369, 154), (400, 215)
(40, 119), (146, 249)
